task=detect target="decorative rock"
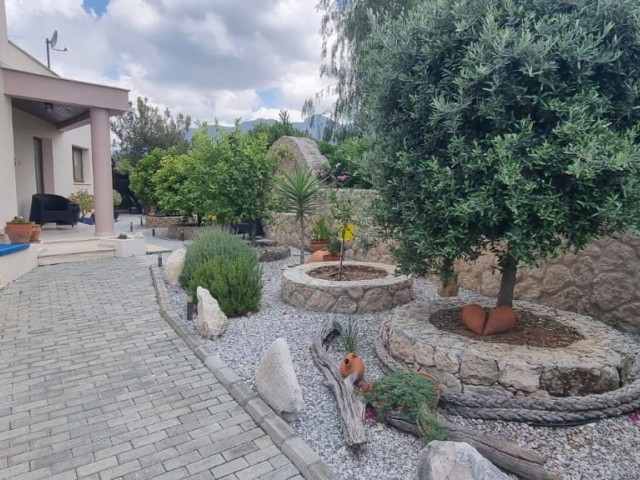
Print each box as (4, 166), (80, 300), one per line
(460, 304), (486, 335)
(460, 354), (498, 385)
(165, 248), (186, 286)
(592, 273), (635, 311)
(195, 287), (228, 338)
(269, 136), (328, 173)
(256, 338), (304, 422)
(417, 441), (510, 480)
(540, 366), (620, 396)
(540, 264), (571, 294)
(483, 306), (517, 335)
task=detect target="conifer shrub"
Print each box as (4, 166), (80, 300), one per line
(179, 228), (256, 289)
(188, 256), (262, 317)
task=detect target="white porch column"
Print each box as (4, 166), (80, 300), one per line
(90, 107), (114, 236)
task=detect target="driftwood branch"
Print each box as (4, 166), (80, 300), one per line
(387, 413), (558, 480)
(310, 319), (366, 447)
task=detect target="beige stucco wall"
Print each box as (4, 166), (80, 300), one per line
(6, 43), (55, 76)
(12, 109), (92, 218)
(0, 0), (17, 231)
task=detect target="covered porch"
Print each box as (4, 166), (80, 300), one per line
(1, 67), (129, 236)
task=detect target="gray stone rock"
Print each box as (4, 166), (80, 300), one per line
(165, 248), (186, 286)
(195, 287), (228, 338)
(540, 366), (619, 396)
(416, 441), (510, 480)
(256, 338), (304, 422)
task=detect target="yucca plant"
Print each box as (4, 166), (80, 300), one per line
(276, 166), (322, 264)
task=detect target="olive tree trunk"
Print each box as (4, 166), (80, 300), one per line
(497, 255), (517, 307)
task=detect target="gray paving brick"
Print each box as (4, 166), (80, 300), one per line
(184, 453), (225, 475)
(235, 460), (275, 480)
(96, 459), (141, 480)
(162, 450), (202, 471)
(211, 457), (250, 478)
(75, 456), (119, 478)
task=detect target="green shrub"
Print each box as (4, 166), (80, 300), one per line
(188, 256), (262, 317)
(179, 228), (256, 289)
(417, 407), (449, 443)
(363, 370), (439, 423)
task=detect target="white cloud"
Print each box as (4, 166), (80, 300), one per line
(5, 0), (333, 125)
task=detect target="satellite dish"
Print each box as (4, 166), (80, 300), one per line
(50, 30), (58, 49)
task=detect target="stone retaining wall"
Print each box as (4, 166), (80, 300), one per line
(144, 215), (183, 228)
(265, 189), (394, 264)
(456, 235), (640, 334)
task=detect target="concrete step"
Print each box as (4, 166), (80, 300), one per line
(38, 242), (116, 266)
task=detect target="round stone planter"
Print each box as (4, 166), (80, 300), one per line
(282, 261), (413, 313)
(385, 298), (639, 397)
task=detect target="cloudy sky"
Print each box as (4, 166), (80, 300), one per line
(6, 0), (332, 125)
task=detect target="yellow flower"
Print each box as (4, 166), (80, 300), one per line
(210, 215), (218, 222)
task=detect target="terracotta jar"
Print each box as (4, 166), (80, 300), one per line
(460, 303), (487, 335)
(306, 249), (328, 263)
(310, 240), (330, 252)
(4, 222), (33, 244)
(484, 306), (517, 335)
(30, 224), (41, 243)
(339, 353), (365, 382)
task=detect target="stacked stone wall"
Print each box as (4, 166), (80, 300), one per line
(456, 235), (640, 334)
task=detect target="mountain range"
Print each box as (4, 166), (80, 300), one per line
(186, 114), (334, 140)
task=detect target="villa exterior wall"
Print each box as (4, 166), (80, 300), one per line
(12, 109), (93, 218)
(6, 43), (55, 76)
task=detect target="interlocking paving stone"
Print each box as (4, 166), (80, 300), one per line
(0, 259), (303, 480)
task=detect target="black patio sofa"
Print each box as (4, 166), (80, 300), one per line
(29, 194), (81, 227)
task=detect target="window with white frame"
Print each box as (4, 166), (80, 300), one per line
(72, 146), (84, 183)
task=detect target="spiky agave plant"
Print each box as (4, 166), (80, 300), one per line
(276, 166), (322, 264)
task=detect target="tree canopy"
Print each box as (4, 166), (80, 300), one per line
(111, 96), (191, 166)
(352, 0), (640, 305)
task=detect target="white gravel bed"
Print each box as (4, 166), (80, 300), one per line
(161, 252), (640, 480)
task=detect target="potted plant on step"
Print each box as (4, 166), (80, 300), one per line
(310, 217), (332, 252)
(4, 216), (33, 244)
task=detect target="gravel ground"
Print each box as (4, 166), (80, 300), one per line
(160, 249), (640, 480)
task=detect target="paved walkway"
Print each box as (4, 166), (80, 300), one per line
(0, 258), (301, 480)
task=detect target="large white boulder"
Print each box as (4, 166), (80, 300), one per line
(256, 338), (304, 422)
(166, 248), (186, 285)
(195, 287), (228, 338)
(417, 441), (510, 480)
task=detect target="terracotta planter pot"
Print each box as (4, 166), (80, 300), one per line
(484, 306), (517, 335)
(310, 240), (330, 252)
(4, 223), (33, 244)
(339, 353), (365, 382)
(30, 224), (41, 243)
(460, 303), (487, 335)
(323, 254), (342, 261)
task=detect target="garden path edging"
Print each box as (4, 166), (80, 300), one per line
(150, 266), (336, 480)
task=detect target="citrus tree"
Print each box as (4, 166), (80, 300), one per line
(354, 0), (640, 306)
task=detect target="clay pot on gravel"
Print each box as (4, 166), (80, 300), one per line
(306, 249), (328, 263)
(339, 353), (365, 382)
(460, 304), (487, 335)
(484, 305), (517, 335)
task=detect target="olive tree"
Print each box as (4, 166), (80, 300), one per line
(355, 0), (640, 306)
